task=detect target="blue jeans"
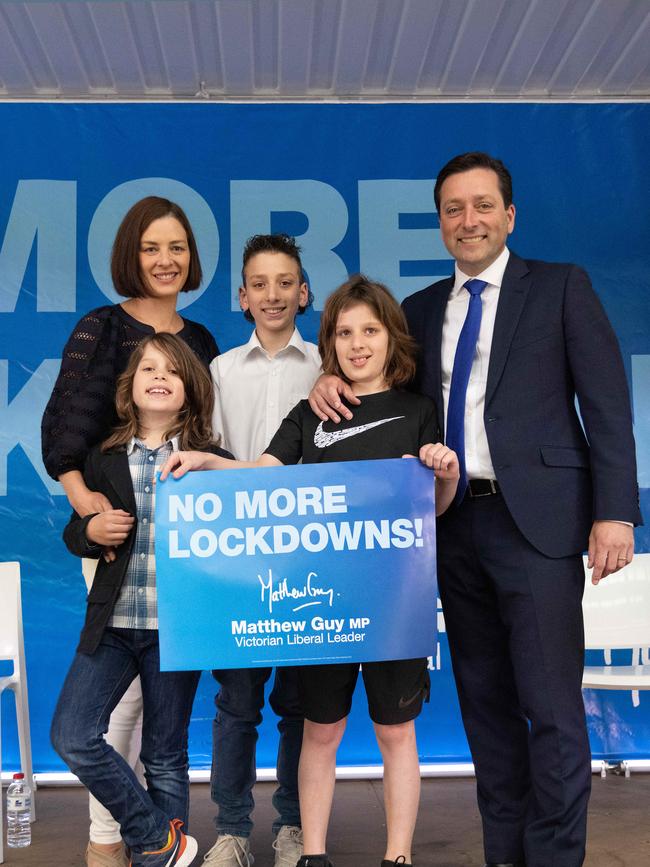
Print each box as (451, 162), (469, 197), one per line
(51, 628), (200, 853)
(211, 667), (303, 837)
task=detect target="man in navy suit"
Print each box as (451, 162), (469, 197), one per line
(309, 152), (641, 867)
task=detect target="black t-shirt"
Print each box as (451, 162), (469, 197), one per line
(266, 389), (440, 465)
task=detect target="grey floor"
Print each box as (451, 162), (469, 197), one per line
(3, 775), (650, 867)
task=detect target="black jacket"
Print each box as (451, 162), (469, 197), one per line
(64, 443), (232, 654)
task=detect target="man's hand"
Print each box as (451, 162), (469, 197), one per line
(587, 520), (634, 585)
(86, 510), (134, 548)
(307, 374), (361, 423)
(417, 443), (460, 481)
(159, 450), (224, 481)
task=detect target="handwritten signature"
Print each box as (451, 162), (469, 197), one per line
(258, 568), (335, 613)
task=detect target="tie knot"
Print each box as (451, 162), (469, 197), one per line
(464, 278), (488, 297)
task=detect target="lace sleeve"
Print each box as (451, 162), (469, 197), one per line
(41, 307), (121, 479)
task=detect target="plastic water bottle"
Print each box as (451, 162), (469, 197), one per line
(6, 772), (31, 848)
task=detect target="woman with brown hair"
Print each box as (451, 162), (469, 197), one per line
(42, 197), (219, 867)
(42, 195), (217, 515)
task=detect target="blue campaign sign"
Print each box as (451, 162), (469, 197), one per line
(155, 458), (437, 670)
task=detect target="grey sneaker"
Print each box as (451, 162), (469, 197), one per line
(272, 826), (303, 867)
(203, 835), (254, 866)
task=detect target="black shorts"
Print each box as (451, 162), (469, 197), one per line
(297, 657), (430, 725)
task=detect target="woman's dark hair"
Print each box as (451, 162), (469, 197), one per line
(318, 274), (417, 389)
(101, 333), (216, 452)
(111, 196), (203, 298)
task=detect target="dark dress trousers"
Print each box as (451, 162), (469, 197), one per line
(402, 252), (641, 867)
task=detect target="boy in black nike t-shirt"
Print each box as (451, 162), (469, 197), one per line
(267, 388), (439, 465)
(161, 276), (459, 867)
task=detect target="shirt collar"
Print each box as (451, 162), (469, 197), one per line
(243, 326), (309, 359)
(451, 246), (511, 297)
(127, 435), (179, 455)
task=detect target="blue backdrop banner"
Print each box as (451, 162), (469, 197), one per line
(156, 459), (437, 670)
(0, 102), (648, 772)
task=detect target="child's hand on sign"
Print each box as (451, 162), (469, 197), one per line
(413, 443), (460, 481)
(402, 443), (460, 480)
(410, 443), (460, 517)
(159, 450), (233, 481)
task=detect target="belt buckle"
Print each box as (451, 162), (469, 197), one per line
(469, 479), (498, 498)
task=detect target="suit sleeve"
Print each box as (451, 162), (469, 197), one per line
(563, 266), (642, 525)
(402, 296), (425, 394)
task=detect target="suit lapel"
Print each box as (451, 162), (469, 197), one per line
(101, 451), (137, 515)
(425, 277), (453, 418)
(485, 253), (531, 406)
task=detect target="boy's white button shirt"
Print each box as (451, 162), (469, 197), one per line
(210, 327), (321, 461)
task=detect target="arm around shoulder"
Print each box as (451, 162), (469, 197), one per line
(307, 374), (360, 422)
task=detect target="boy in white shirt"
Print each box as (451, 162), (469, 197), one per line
(205, 235), (321, 867)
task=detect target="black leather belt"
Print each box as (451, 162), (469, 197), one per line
(467, 478), (500, 497)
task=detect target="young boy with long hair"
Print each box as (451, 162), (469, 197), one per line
(51, 333), (232, 867)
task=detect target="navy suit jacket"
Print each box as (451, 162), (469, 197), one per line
(402, 252), (642, 558)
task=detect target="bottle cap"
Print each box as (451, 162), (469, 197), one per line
(12, 773), (24, 780)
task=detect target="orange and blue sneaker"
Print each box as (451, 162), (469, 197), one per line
(130, 819), (197, 866)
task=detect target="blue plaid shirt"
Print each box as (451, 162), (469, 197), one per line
(109, 437), (177, 630)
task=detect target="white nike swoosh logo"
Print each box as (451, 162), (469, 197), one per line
(314, 416), (405, 448)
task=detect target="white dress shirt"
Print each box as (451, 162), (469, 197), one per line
(210, 327), (321, 461)
(441, 246), (511, 480)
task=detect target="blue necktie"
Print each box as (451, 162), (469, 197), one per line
(445, 278), (488, 502)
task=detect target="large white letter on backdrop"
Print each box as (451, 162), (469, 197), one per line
(0, 359), (61, 495)
(0, 180), (77, 312)
(358, 179), (449, 301)
(230, 180), (349, 309)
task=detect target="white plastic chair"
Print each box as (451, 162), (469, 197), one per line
(0, 561), (36, 863)
(582, 553), (650, 706)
